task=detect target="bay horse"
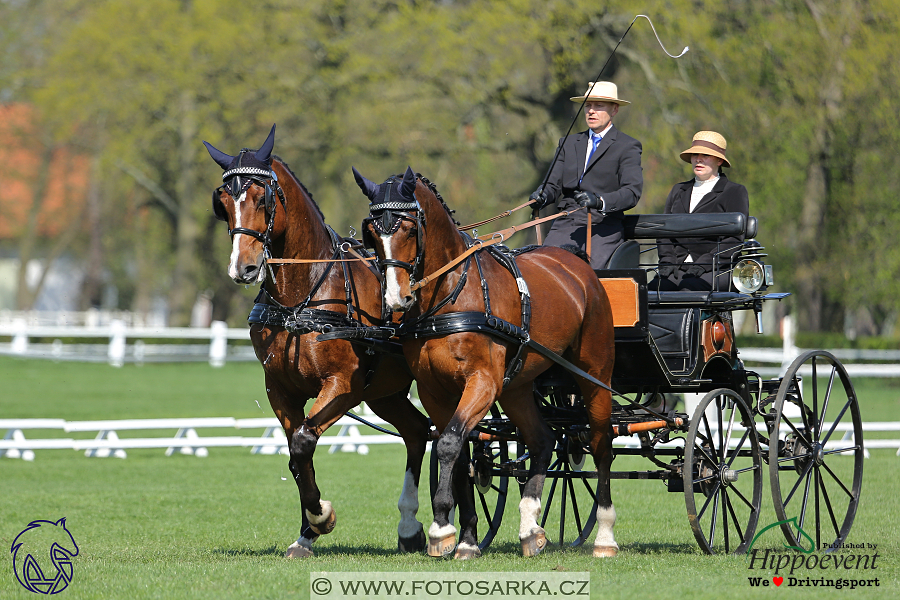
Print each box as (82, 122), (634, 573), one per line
(354, 166), (618, 559)
(203, 127), (430, 558)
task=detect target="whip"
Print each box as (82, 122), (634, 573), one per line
(533, 15), (689, 247)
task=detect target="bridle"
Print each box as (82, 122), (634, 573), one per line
(212, 152), (287, 254)
(363, 178), (425, 289)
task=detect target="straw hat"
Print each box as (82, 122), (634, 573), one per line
(569, 81), (630, 105)
(680, 131), (731, 168)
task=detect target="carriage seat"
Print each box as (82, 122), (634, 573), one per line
(622, 212), (753, 240)
(603, 213), (756, 272)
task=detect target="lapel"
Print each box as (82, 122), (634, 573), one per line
(585, 124), (617, 172)
(574, 131), (589, 177)
(691, 175), (728, 212)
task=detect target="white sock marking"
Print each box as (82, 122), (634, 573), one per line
(594, 504), (618, 549)
(397, 469), (422, 539)
(306, 500), (333, 525)
(518, 496), (542, 539)
(428, 522), (456, 540)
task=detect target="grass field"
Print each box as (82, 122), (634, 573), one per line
(1, 357), (898, 599)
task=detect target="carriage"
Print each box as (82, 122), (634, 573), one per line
(205, 130), (862, 559)
(429, 211), (864, 556)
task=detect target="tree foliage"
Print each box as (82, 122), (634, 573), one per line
(2, 0), (898, 331)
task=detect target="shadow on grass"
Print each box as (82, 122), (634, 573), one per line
(215, 545), (283, 558)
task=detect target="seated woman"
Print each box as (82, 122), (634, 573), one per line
(655, 131), (749, 291)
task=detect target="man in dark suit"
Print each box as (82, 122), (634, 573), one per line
(531, 81), (643, 270)
(655, 130), (750, 291)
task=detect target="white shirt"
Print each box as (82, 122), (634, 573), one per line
(689, 175), (719, 212)
(584, 123), (612, 173)
(684, 175), (719, 263)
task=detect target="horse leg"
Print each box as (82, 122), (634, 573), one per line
(286, 382), (363, 553)
(366, 389), (430, 553)
(499, 387), (555, 557)
(428, 420), (467, 557)
(589, 417), (617, 557)
(451, 441), (481, 559)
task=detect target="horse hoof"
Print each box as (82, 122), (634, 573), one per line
(453, 543), (481, 560)
(399, 528), (427, 553)
(427, 532), (456, 557)
(593, 545), (618, 558)
(521, 531), (548, 557)
(309, 509), (336, 536)
(285, 543), (314, 559)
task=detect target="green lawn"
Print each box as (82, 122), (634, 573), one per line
(1, 357), (898, 599)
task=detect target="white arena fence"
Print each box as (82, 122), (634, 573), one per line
(2, 416), (898, 462)
(2, 314), (899, 460)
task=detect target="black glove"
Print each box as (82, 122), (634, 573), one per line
(530, 186), (550, 209)
(684, 264), (706, 278)
(574, 190), (604, 211)
(658, 263), (675, 278)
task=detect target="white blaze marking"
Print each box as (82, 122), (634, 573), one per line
(397, 469), (422, 539)
(380, 233), (405, 309)
(227, 190), (248, 280)
(518, 496), (542, 539)
(594, 504), (618, 549)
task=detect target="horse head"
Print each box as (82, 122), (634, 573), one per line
(354, 166), (426, 312)
(203, 124), (284, 284)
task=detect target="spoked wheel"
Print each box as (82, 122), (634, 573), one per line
(429, 406), (510, 550)
(537, 433), (599, 548)
(684, 388), (762, 554)
(769, 350), (863, 551)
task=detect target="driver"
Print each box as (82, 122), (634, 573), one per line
(529, 81), (643, 271)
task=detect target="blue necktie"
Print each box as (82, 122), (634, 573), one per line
(581, 135), (602, 184)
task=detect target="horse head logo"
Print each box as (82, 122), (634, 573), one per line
(10, 518), (79, 594)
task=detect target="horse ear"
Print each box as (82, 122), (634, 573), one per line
(255, 124), (276, 165)
(352, 166), (379, 200)
(203, 141), (234, 170)
(56, 517), (67, 527)
(401, 166), (417, 199)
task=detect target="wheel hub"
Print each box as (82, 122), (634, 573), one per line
(720, 466), (739, 486)
(812, 442), (825, 466)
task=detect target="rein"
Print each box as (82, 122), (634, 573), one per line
(410, 206), (586, 292)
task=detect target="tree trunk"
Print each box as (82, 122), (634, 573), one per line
(167, 90), (200, 326)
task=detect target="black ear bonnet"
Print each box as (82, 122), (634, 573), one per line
(204, 125), (278, 221)
(353, 166), (420, 248)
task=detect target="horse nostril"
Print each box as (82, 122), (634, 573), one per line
(242, 264), (258, 275)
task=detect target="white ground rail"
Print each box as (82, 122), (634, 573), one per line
(2, 417), (897, 461)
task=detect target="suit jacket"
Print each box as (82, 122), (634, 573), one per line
(657, 173), (750, 274)
(543, 125), (643, 222)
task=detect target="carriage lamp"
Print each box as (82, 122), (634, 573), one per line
(732, 259), (765, 294)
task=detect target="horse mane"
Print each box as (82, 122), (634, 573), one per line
(408, 173), (460, 227)
(243, 148), (325, 223)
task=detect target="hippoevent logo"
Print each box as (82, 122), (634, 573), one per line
(10, 518), (79, 594)
(745, 518), (880, 590)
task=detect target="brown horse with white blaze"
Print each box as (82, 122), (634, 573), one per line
(203, 127), (430, 558)
(354, 166), (619, 558)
